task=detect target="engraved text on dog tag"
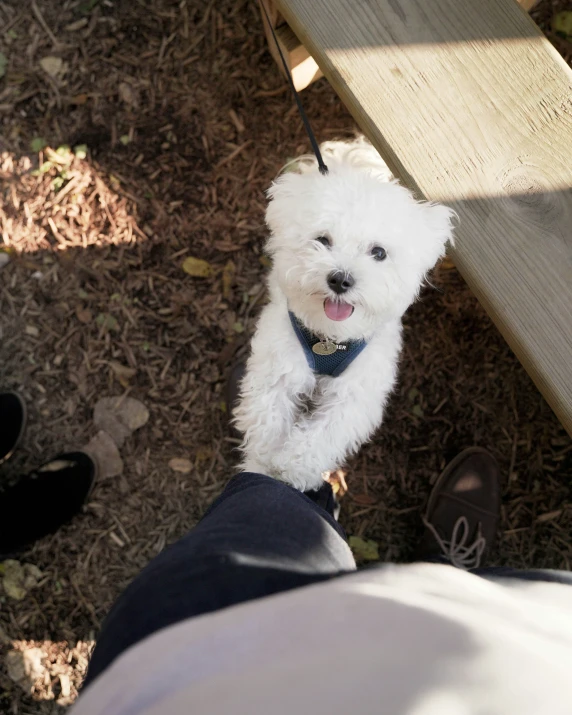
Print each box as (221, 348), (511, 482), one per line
(313, 341), (338, 356)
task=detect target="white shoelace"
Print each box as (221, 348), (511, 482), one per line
(424, 516), (486, 569)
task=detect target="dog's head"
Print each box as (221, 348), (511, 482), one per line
(265, 141), (454, 342)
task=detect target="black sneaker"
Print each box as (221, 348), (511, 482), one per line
(416, 448), (501, 569)
(0, 451), (97, 556)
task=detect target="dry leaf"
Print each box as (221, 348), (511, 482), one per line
(118, 81), (138, 108)
(323, 469), (348, 497)
(168, 457), (193, 474)
(222, 259), (235, 299)
(348, 536), (380, 562)
(93, 396), (149, 448)
(84, 430), (123, 478)
(182, 256), (212, 278)
(75, 306), (93, 324)
(109, 361), (137, 388)
(6, 647), (47, 692)
(1, 561), (41, 600)
(2, 560), (26, 600)
(23, 564), (43, 590)
(25, 325), (39, 337)
(553, 11), (572, 38)
(39, 56), (64, 78)
(96, 313), (119, 332)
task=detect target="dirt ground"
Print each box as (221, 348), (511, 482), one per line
(1, 0), (571, 710)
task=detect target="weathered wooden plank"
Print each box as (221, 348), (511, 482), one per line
(274, 0), (572, 435)
(261, 0), (541, 91)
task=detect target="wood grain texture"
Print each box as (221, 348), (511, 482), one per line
(275, 0), (572, 435)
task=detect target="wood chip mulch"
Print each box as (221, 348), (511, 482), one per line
(0, 0), (571, 710)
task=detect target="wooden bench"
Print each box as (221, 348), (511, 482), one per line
(260, 0), (572, 437)
(260, 0), (540, 90)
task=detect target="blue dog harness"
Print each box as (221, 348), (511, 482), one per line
(288, 312), (367, 377)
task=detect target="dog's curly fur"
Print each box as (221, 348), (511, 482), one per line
(234, 137), (454, 491)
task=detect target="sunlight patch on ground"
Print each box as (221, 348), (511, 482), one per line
(1, 147), (145, 255)
(4, 639), (94, 707)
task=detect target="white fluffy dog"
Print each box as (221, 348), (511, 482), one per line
(234, 137), (454, 492)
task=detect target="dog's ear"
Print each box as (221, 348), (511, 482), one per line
(415, 202), (456, 269)
(264, 172), (306, 245)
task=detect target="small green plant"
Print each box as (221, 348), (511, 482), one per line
(30, 137), (48, 152)
(31, 143), (88, 191)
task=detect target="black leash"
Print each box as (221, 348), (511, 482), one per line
(260, 1), (328, 175)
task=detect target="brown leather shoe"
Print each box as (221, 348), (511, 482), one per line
(225, 362), (246, 441)
(416, 447), (501, 569)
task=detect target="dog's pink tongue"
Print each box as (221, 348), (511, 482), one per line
(324, 299), (353, 322)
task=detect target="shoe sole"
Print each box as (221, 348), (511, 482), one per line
(0, 392), (27, 465)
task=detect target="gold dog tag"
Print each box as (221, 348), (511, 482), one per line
(313, 341), (338, 356)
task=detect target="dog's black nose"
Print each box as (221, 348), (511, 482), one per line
(327, 271), (355, 294)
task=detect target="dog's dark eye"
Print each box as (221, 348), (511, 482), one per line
(315, 235), (331, 248)
(371, 246), (387, 261)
